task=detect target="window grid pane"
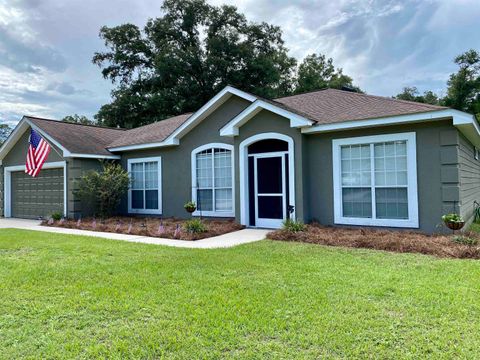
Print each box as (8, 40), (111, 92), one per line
(130, 160), (159, 211)
(340, 140), (409, 221)
(195, 148), (233, 213)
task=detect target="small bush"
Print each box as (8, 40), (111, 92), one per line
(51, 211), (63, 221)
(184, 219), (207, 234)
(452, 235), (478, 246)
(282, 218), (306, 232)
(75, 162), (130, 218)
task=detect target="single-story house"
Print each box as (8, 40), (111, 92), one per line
(1, 86), (480, 233)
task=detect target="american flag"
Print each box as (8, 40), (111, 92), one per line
(25, 129), (51, 177)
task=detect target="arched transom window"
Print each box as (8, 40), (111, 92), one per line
(192, 144), (234, 217)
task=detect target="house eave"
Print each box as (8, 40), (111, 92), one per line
(220, 99), (314, 137)
(301, 109), (480, 147)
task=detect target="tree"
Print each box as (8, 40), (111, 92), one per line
(93, 0), (297, 128)
(395, 86), (440, 105)
(295, 54), (359, 94)
(443, 49), (480, 117)
(93, 0), (359, 128)
(75, 162), (130, 218)
(0, 124), (12, 146)
(62, 114), (96, 125)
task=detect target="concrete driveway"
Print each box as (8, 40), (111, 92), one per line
(0, 218), (269, 249)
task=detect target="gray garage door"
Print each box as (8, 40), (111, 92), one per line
(11, 168), (64, 219)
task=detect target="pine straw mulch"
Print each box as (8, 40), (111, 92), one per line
(267, 223), (480, 259)
(42, 217), (244, 241)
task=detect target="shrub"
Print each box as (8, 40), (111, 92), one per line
(184, 219), (207, 234)
(75, 161), (130, 218)
(51, 211), (63, 221)
(452, 235), (478, 246)
(282, 218), (306, 232)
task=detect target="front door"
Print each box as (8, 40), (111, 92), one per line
(254, 153), (286, 228)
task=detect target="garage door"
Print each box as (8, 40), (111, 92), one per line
(11, 168), (64, 219)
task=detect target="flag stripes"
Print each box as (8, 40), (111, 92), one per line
(25, 129), (51, 177)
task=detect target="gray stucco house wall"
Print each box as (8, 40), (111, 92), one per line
(2, 86), (480, 234)
(119, 95), (251, 218)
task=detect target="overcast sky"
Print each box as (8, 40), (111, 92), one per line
(1, 0), (479, 126)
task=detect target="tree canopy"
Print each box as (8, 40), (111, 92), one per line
(93, 0), (359, 128)
(295, 54), (359, 94)
(0, 124), (12, 146)
(395, 49), (480, 120)
(62, 114), (96, 125)
(395, 86), (440, 105)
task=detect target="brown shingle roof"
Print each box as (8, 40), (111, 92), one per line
(107, 113), (192, 149)
(274, 89), (446, 124)
(24, 88), (449, 156)
(26, 116), (125, 156)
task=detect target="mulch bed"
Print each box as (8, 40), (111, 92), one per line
(267, 223), (480, 259)
(42, 217), (244, 241)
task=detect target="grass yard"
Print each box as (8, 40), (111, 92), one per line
(1, 230), (480, 359)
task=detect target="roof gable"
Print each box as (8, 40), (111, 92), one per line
(0, 117), (124, 161)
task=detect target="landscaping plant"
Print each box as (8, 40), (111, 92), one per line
(282, 218), (306, 232)
(75, 161), (130, 218)
(184, 201), (196, 213)
(184, 218), (207, 234)
(50, 211), (63, 221)
(452, 235), (479, 246)
(442, 213), (464, 223)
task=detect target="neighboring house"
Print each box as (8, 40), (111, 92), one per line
(1, 86), (480, 233)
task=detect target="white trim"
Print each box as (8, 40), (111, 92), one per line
(220, 100), (313, 137)
(25, 120), (72, 157)
(191, 143), (235, 217)
(332, 132), (419, 228)
(4, 161), (67, 218)
(254, 153), (286, 228)
(108, 86), (257, 152)
(302, 109), (480, 147)
(127, 156), (163, 215)
(66, 153), (121, 160)
(239, 132), (295, 227)
(0, 117), (121, 160)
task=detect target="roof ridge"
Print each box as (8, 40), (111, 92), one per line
(274, 88), (446, 111)
(273, 88), (330, 101)
(322, 88), (446, 110)
(125, 112), (194, 132)
(25, 115), (128, 131)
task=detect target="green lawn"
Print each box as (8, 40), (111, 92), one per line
(1, 230), (480, 359)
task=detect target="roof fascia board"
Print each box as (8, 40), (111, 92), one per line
(163, 86), (257, 143)
(25, 119), (72, 157)
(0, 117), (120, 160)
(108, 86), (257, 152)
(220, 99), (313, 137)
(301, 109), (459, 134)
(301, 108), (480, 148)
(0, 118), (30, 160)
(66, 153), (121, 160)
(108, 139), (179, 152)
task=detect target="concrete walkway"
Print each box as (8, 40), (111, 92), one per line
(0, 218), (269, 249)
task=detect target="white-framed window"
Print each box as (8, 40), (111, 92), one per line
(127, 157), (162, 215)
(191, 143), (234, 217)
(332, 132), (418, 228)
